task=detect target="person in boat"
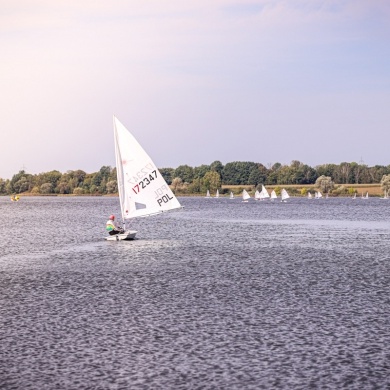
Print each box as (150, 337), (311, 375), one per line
(106, 215), (124, 235)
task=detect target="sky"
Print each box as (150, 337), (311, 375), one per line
(0, 0), (389, 179)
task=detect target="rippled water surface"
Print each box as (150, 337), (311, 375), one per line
(1, 196), (389, 389)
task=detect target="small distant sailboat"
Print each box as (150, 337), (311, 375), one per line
(261, 185), (270, 200)
(242, 189), (251, 202)
(205, 190), (211, 198)
(254, 190), (261, 200)
(352, 193), (356, 199)
(215, 189), (219, 198)
(281, 188), (290, 202)
(315, 191), (323, 199)
(307, 192), (312, 199)
(229, 191), (234, 199)
(362, 191), (368, 199)
(270, 190), (277, 201)
(380, 190), (388, 199)
(10, 195), (20, 202)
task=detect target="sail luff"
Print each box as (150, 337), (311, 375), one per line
(113, 116), (126, 222)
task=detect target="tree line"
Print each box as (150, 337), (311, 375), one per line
(0, 160), (389, 196)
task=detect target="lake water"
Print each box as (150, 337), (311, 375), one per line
(1, 196), (389, 389)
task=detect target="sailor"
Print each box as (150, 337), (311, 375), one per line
(106, 215), (124, 235)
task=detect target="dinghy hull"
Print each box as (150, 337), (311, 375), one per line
(105, 230), (137, 241)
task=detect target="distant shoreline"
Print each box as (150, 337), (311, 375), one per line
(1, 182), (384, 198)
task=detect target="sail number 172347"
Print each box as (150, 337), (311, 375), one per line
(132, 170), (158, 194)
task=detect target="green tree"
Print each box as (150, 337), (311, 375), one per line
(106, 180), (118, 194)
(316, 164), (337, 180)
(315, 175), (334, 193)
(380, 174), (390, 195)
(368, 165), (388, 183)
(73, 187), (85, 195)
(159, 168), (174, 185)
(10, 170), (34, 193)
(171, 177), (183, 192)
(193, 164), (210, 179)
(92, 166), (112, 187)
(210, 161), (224, 177)
(40, 183), (53, 194)
(248, 164), (268, 186)
(56, 181), (71, 194)
(222, 162), (258, 185)
(174, 165), (194, 183)
(203, 171), (221, 193)
(35, 170), (62, 191)
(187, 178), (202, 194)
(0, 179), (7, 194)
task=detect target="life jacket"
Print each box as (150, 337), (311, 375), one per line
(106, 220), (115, 231)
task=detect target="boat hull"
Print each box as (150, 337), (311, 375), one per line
(105, 230), (137, 241)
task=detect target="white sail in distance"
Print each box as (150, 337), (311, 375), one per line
(261, 185), (270, 198)
(114, 116), (182, 220)
(242, 189), (251, 200)
(281, 188), (290, 201)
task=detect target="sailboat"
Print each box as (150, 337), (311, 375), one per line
(215, 189), (219, 198)
(362, 191), (368, 199)
(205, 190), (211, 198)
(242, 189), (251, 202)
(352, 193), (356, 199)
(261, 185), (270, 199)
(380, 190), (388, 199)
(254, 190), (261, 200)
(281, 188), (290, 202)
(229, 191), (234, 199)
(270, 190), (277, 201)
(106, 116), (182, 241)
(307, 192), (312, 199)
(315, 191), (323, 199)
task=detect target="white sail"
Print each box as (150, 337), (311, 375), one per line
(215, 189), (219, 198)
(365, 192), (369, 198)
(230, 191), (234, 199)
(242, 189), (251, 200)
(259, 191), (265, 200)
(316, 191), (323, 199)
(281, 188), (290, 201)
(352, 193), (356, 199)
(270, 190), (277, 200)
(254, 190), (260, 200)
(308, 192), (312, 199)
(261, 185), (270, 198)
(114, 116), (182, 221)
(206, 190), (211, 198)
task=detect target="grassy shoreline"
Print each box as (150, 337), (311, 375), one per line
(3, 183), (385, 198)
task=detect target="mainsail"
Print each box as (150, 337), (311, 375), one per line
(242, 189), (251, 200)
(261, 185), (270, 198)
(281, 188), (290, 201)
(114, 116), (182, 221)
